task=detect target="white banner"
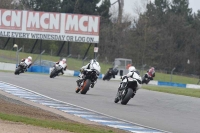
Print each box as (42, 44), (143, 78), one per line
(0, 9), (100, 43)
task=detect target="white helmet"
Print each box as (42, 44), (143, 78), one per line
(90, 59), (97, 64)
(114, 65), (118, 69)
(28, 56), (32, 61)
(128, 66), (136, 72)
(62, 58), (66, 62)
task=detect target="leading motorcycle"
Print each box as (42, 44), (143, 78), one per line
(114, 72), (142, 105)
(75, 69), (99, 94)
(14, 62), (28, 75)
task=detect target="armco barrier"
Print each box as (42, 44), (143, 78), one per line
(1, 62), (200, 89)
(157, 81), (186, 88)
(0, 62), (16, 71)
(27, 65), (50, 74)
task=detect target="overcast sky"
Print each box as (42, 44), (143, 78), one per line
(108, 0), (200, 14)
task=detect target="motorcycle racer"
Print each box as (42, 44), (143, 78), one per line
(118, 66), (142, 96)
(77, 59), (101, 88)
(54, 58), (67, 75)
(19, 56), (32, 72)
(142, 67), (155, 84)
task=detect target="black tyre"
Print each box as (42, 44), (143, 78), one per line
(142, 77), (146, 84)
(80, 79), (91, 94)
(50, 70), (56, 78)
(75, 87), (81, 93)
(14, 67), (21, 75)
(121, 88), (133, 105)
(114, 97), (119, 103)
(114, 92), (120, 103)
(103, 73), (109, 80)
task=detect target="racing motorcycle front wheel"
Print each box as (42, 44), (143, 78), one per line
(121, 88), (133, 105)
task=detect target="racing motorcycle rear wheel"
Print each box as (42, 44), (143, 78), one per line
(80, 79), (91, 94)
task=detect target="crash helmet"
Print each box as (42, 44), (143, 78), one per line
(90, 59), (97, 64)
(28, 56), (32, 61)
(151, 67), (155, 70)
(149, 67), (155, 73)
(62, 58), (66, 62)
(128, 66), (136, 72)
(113, 65), (118, 69)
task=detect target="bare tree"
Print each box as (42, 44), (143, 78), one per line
(74, 0), (79, 13)
(0, 0), (14, 9)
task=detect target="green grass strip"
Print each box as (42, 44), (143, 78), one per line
(0, 113), (114, 133)
(142, 85), (200, 98)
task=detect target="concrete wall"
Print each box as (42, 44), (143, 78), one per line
(0, 62), (16, 71)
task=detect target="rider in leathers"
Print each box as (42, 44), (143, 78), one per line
(118, 66), (141, 97)
(146, 67), (155, 80)
(20, 56), (32, 72)
(77, 59), (101, 88)
(54, 58), (67, 75)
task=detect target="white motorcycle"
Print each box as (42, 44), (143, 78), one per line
(114, 71), (142, 105)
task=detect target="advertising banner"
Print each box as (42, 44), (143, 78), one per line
(0, 9), (100, 43)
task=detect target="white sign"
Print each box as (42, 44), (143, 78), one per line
(94, 47), (98, 52)
(0, 9), (100, 43)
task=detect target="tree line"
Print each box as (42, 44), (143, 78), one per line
(0, 0), (199, 75)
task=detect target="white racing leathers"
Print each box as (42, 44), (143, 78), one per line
(119, 71), (142, 93)
(58, 61), (67, 69)
(24, 58), (32, 68)
(78, 62), (101, 87)
(115, 71), (142, 105)
(57, 61), (67, 75)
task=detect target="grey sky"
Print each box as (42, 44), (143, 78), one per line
(109, 0), (200, 14)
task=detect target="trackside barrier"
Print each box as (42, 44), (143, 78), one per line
(0, 62), (200, 89)
(157, 81), (186, 88)
(108, 75), (200, 89)
(27, 65), (50, 74)
(49, 68), (103, 79)
(0, 62), (16, 71)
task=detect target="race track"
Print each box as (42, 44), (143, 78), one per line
(1, 72), (200, 133)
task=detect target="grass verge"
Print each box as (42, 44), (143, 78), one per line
(0, 113), (114, 133)
(142, 85), (200, 98)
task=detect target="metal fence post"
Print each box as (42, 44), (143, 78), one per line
(170, 67), (176, 82)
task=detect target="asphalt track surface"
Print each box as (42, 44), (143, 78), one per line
(1, 72), (200, 133)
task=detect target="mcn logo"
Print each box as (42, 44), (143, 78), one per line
(26, 12), (61, 33)
(0, 9), (22, 30)
(65, 14), (99, 35)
